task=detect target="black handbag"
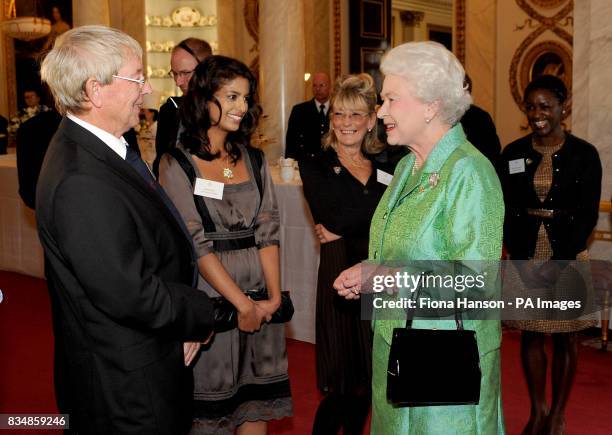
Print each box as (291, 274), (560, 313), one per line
(212, 289), (294, 333)
(386, 312), (481, 407)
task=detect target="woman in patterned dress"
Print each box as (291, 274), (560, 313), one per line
(499, 75), (602, 435)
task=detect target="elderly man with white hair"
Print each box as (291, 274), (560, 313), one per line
(37, 25), (214, 434)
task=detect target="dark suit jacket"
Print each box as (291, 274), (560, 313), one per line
(154, 96), (182, 176)
(123, 127), (140, 155)
(460, 104), (501, 165)
(0, 115), (7, 155)
(498, 133), (602, 260)
(285, 99), (329, 161)
(16, 110), (62, 209)
(36, 118), (214, 434)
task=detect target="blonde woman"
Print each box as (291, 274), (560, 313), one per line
(300, 74), (403, 434)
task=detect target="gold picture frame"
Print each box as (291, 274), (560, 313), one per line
(519, 40), (572, 113)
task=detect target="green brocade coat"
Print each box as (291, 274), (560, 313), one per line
(368, 125), (506, 434)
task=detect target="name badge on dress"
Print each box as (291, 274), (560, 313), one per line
(508, 158), (526, 174)
(194, 177), (224, 200)
(376, 169), (393, 186)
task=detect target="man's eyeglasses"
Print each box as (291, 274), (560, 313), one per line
(331, 111), (371, 122)
(112, 74), (146, 88)
(168, 69), (195, 80)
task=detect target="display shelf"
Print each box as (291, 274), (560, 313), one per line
(144, 0), (218, 104)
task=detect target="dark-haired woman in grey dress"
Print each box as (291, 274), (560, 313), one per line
(159, 55), (292, 434)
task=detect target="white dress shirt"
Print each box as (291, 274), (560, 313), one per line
(315, 100), (330, 115)
(67, 113), (128, 160)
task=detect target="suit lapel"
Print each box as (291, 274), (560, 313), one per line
(308, 99), (319, 125)
(61, 118), (189, 240)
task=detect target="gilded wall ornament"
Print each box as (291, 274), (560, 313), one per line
(454, 0), (466, 65)
(244, 0), (259, 79)
(529, 0), (569, 9)
(333, 0), (341, 79)
(509, 0), (574, 114)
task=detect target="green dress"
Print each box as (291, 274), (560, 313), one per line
(369, 125), (505, 434)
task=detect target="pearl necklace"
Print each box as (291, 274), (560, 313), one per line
(412, 159), (422, 175)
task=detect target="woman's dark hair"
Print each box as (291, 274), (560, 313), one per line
(179, 55), (261, 162)
(523, 74), (568, 104)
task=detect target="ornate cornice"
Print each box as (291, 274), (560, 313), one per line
(399, 10), (424, 27)
(393, 0), (451, 16)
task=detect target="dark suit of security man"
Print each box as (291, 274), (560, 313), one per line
(285, 72), (331, 161)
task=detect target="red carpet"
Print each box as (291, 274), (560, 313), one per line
(1, 271), (611, 434)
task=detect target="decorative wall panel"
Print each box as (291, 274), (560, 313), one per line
(349, 0), (391, 91)
(509, 0), (573, 113)
(243, 0), (259, 79)
(333, 0), (341, 79)
(455, 0), (466, 64)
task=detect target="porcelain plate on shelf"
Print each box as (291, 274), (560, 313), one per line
(171, 6), (201, 27)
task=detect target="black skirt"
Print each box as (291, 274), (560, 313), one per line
(315, 238), (372, 395)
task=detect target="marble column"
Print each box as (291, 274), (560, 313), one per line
(304, 0), (331, 100)
(573, 0), (612, 260)
(464, 0), (496, 116)
(258, 0), (305, 161)
(1, 0), (16, 116)
(108, 0), (146, 52)
(72, 0), (110, 27)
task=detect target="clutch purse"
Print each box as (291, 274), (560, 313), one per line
(212, 289), (294, 333)
(386, 314), (481, 407)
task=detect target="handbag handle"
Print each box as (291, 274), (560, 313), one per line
(405, 312), (464, 331)
(404, 283), (464, 331)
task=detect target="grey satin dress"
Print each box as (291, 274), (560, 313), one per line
(159, 143), (292, 434)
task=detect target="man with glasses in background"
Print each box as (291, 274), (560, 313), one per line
(153, 37), (212, 176)
(38, 25), (214, 434)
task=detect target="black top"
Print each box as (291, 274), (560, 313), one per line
(285, 99), (329, 162)
(16, 110), (62, 209)
(154, 96), (182, 176)
(460, 104), (501, 165)
(123, 128), (139, 154)
(497, 133), (602, 260)
(299, 147), (404, 264)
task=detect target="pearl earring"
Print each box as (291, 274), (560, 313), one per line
(425, 118), (431, 124)
(368, 128), (372, 132)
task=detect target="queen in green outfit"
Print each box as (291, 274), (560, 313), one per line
(334, 42), (505, 434)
